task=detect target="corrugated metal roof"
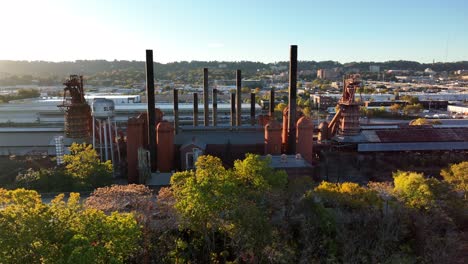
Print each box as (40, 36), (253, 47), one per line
(0, 127), (63, 132)
(376, 128), (468, 143)
(358, 142), (468, 152)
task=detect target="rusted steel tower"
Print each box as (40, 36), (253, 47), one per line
(58, 75), (91, 138)
(328, 74), (361, 136)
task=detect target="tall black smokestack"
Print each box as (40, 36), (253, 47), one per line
(231, 92), (236, 127)
(236, 69), (242, 126)
(145, 50), (157, 172)
(212, 88), (218, 126)
(250, 92), (255, 126)
(287, 45), (297, 155)
(193, 93), (198, 126)
(269, 88), (275, 117)
(173, 89), (179, 134)
(203, 68), (209, 126)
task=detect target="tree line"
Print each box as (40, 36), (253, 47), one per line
(1, 151), (466, 263)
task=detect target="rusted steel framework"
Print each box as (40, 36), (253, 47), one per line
(340, 74), (360, 105)
(58, 75), (91, 138)
(328, 74), (361, 136)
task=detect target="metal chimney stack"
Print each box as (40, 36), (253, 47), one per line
(250, 92), (255, 125)
(269, 88), (275, 117)
(236, 70), (242, 126)
(287, 45), (298, 155)
(193, 92), (198, 126)
(145, 49), (157, 171)
(231, 93), (236, 127)
(203, 68), (209, 126)
(173, 88), (179, 134)
(212, 88), (218, 126)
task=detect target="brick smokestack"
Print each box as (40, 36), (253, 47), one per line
(236, 69), (242, 126)
(287, 45), (298, 155)
(145, 49), (157, 171)
(173, 88), (179, 134)
(203, 68), (209, 126)
(212, 88), (218, 126)
(193, 92), (198, 126)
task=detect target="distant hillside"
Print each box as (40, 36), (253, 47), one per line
(0, 60), (467, 86)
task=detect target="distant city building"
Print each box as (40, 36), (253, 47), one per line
(317, 68), (341, 80)
(424, 68), (436, 74)
(448, 105), (468, 114)
(310, 94), (339, 110)
(369, 65), (380, 73)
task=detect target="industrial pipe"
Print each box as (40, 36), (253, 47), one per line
(108, 116), (114, 166)
(114, 120), (121, 163)
(99, 120), (103, 161)
(103, 120), (108, 161)
(92, 117), (96, 149)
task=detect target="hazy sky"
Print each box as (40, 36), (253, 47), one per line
(1, 0), (467, 63)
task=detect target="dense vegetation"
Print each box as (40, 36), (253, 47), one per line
(0, 189), (141, 263)
(1, 155), (466, 263)
(14, 143), (112, 192)
(0, 88), (40, 103)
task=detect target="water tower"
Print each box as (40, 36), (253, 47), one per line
(92, 98), (120, 166)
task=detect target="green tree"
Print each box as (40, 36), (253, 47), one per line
(403, 104), (423, 116)
(389, 103), (401, 115)
(241, 87), (251, 93)
(313, 181), (381, 209)
(275, 102), (287, 112)
(393, 171), (435, 209)
(17, 88), (40, 98)
(63, 143), (112, 190)
(401, 95), (420, 105)
(170, 154), (287, 262)
(410, 118), (441, 126)
(441, 161), (468, 200)
(0, 189), (141, 263)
